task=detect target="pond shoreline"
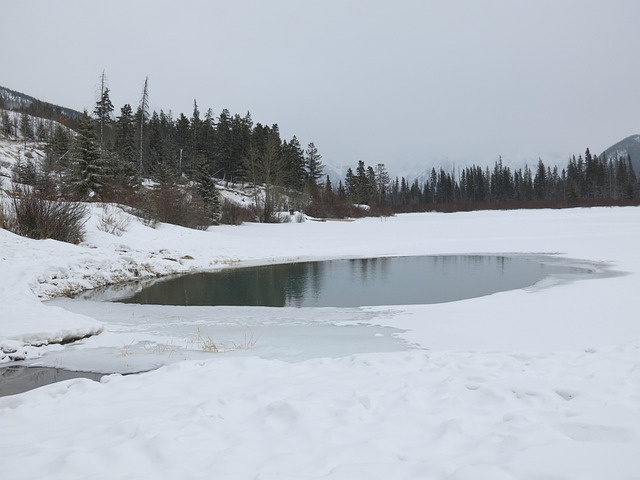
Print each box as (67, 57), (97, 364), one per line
(0, 366), (106, 397)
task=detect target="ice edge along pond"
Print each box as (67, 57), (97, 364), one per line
(1, 253), (606, 393)
(83, 254), (597, 308)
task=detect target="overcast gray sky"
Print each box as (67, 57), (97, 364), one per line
(3, 0), (640, 174)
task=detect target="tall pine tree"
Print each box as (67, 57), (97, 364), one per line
(304, 142), (324, 191)
(68, 111), (104, 200)
(93, 72), (114, 150)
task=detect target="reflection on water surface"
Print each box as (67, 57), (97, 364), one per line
(102, 255), (588, 307)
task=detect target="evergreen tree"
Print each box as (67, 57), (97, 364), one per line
(151, 158), (178, 184)
(34, 118), (48, 141)
(374, 163), (391, 203)
(410, 178), (422, 203)
(429, 169), (438, 202)
(115, 104), (136, 165)
(191, 155), (221, 225)
(325, 175), (332, 193)
(68, 111), (104, 200)
(1, 110), (13, 137)
(12, 157), (39, 186)
(345, 168), (355, 200)
(245, 132), (282, 223)
(213, 108), (232, 179)
(175, 112), (190, 154)
(534, 159), (547, 200)
(354, 160), (368, 203)
(137, 76), (150, 173)
(114, 104), (139, 190)
(304, 142), (324, 191)
(20, 112), (34, 142)
(584, 148), (595, 198)
(45, 123), (72, 179)
(190, 100), (204, 163)
(490, 157), (514, 202)
(229, 112), (253, 183)
(148, 111), (166, 170)
(366, 166), (377, 203)
(248, 123), (282, 186)
(281, 136), (305, 189)
(202, 108), (216, 166)
(93, 73), (114, 149)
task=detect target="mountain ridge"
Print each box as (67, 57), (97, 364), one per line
(0, 85), (82, 123)
(601, 134), (640, 175)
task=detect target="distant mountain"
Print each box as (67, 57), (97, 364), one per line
(323, 160), (444, 186)
(601, 134), (640, 175)
(322, 161), (431, 186)
(0, 85), (82, 122)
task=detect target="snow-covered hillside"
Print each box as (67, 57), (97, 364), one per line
(0, 86), (82, 119)
(602, 134), (640, 174)
(0, 136), (47, 185)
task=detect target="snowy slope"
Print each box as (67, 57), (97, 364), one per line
(601, 133), (640, 174)
(0, 137), (47, 186)
(0, 86), (82, 119)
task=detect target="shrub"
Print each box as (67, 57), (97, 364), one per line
(368, 203), (394, 217)
(5, 185), (87, 244)
(11, 157), (58, 199)
(128, 182), (220, 230)
(152, 183), (189, 226)
(219, 199), (256, 225)
(304, 191), (353, 219)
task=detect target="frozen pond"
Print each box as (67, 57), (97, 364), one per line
(15, 255), (597, 383)
(89, 255), (590, 307)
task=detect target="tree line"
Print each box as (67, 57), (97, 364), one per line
(4, 74), (326, 226)
(91, 80), (324, 191)
(2, 75), (639, 226)
(315, 151), (638, 216)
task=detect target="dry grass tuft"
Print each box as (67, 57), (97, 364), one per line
(97, 205), (131, 236)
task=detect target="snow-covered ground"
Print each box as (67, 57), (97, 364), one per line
(1, 205), (640, 479)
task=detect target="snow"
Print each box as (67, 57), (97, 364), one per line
(1, 203), (640, 479)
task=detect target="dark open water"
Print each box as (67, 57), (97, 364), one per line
(116, 255), (589, 307)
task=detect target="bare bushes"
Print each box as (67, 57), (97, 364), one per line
(304, 196), (394, 220)
(131, 183), (214, 230)
(4, 185), (87, 243)
(97, 205), (130, 236)
(219, 199), (256, 225)
(120, 187), (257, 229)
(149, 182), (189, 226)
(368, 203), (394, 217)
(304, 190), (362, 219)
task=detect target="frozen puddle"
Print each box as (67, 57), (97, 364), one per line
(27, 301), (410, 374)
(0, 365), (105, 397)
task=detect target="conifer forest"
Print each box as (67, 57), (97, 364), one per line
(1, 78), (639, 229)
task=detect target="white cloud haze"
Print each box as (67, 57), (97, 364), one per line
(3, 0), (640, 173)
